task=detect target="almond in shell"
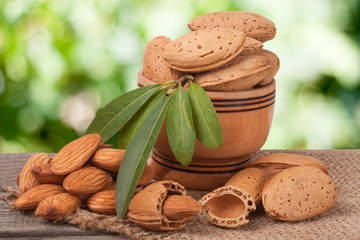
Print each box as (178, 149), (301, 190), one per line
(162, 28), (246, 73)
(188, 11), (276, 42)
(240, 37), (263, 56)
(35, 193), (81, 219)
(194, 55), (270, 91)
(18, 153), (51, 195)
(50, 134), (101, 175)
(262, 166), (338, 221)
(256, 49), (280, 86)
(14, 184), (65, 210)
(63, 166), (113, 195)
(127, 180), (198, 231)
(143, 36), (183, 83)
(200, 168), (270, 228)
(248, 153), (329, 176)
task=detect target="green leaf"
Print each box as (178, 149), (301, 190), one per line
(166, 86), (196, 166)
(118, 87), (168, 149)
(115, 95), (171, 219)
(86, 84), (161, 143)
(187, 81), (224, 149)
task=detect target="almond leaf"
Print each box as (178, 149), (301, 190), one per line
(187, 81), (223, 149)
(118, 87), (168, 149)
(86, 84), (161, 143)
(115, 95), (172, 219)
(166, 86), (196, 166)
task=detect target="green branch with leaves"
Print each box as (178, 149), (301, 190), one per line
(86, 76), (223, 218)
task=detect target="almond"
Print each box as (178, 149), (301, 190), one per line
(187, 11), (276, 42)
(63, 166), (113, 195)
(50, 134), (101, 175)
(98, 143), (113, 149)
(87, 189), (116, 215)
(90, 148), (125, 172)
(19, 153), (51, 195)
(162, 28), (246, 73)
(31, 163), (66, 184)
(14, 184), (65, 210)
(128, 180), (193, 231)
(194, 55), (270, 91)
(256, 49), (280, 86)
(162, 195), (202, 221)
(143, 36), (183, 83)
(262, 166), (338, 221)
(248, 153), (329, 176)
(35, 193), (81, 219)
(16, 174), (20, 186)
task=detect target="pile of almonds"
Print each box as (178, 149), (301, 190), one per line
(143, 11), (279, 91)
(13, 134), (338, 231)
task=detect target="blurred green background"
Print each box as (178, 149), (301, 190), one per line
(0, 0), (359, 153)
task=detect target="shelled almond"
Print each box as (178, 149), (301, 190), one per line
(13, 133), (154, 220)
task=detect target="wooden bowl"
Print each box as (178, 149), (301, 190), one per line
(137, 70), (276, 190)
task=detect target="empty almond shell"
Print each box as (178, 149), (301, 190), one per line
(248, 153), (329, 176)
(162, 28), (246, 73)
(127, 180), (193, 231)
(200, 168), (270, 228)
(262, 166), (337, 221)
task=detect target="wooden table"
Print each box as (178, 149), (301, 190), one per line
(0, 153), (129, 239)
(1, 150), (359, 240)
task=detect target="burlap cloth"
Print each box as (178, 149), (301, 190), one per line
(3, 149), (360, 239)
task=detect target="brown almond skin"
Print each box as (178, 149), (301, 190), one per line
(162, 195), (202, 221)
(63, 166), (113, 195)
(188, 11), (276, 42)
(87, 189), (116, 215)
(262, 166), (338, 221)
(35, 193), (81, 219)
(31, 163), (66, 184)
(50, 134), (101, 175)
(90, 148), (125, 172)
(14, 184), (65, 210)
(19, 153), (51, 195)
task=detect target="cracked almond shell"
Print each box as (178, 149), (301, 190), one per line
(248, 153), (329, 176)
(127, 180), (192, 231)
(143, 36), (183, 83)
(162, 28), (246, 73)
(188, 11), (276, 42)
(194, 55), (270, 91)
(262, 166), (338, 221)
(200, 168), (270, 228)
